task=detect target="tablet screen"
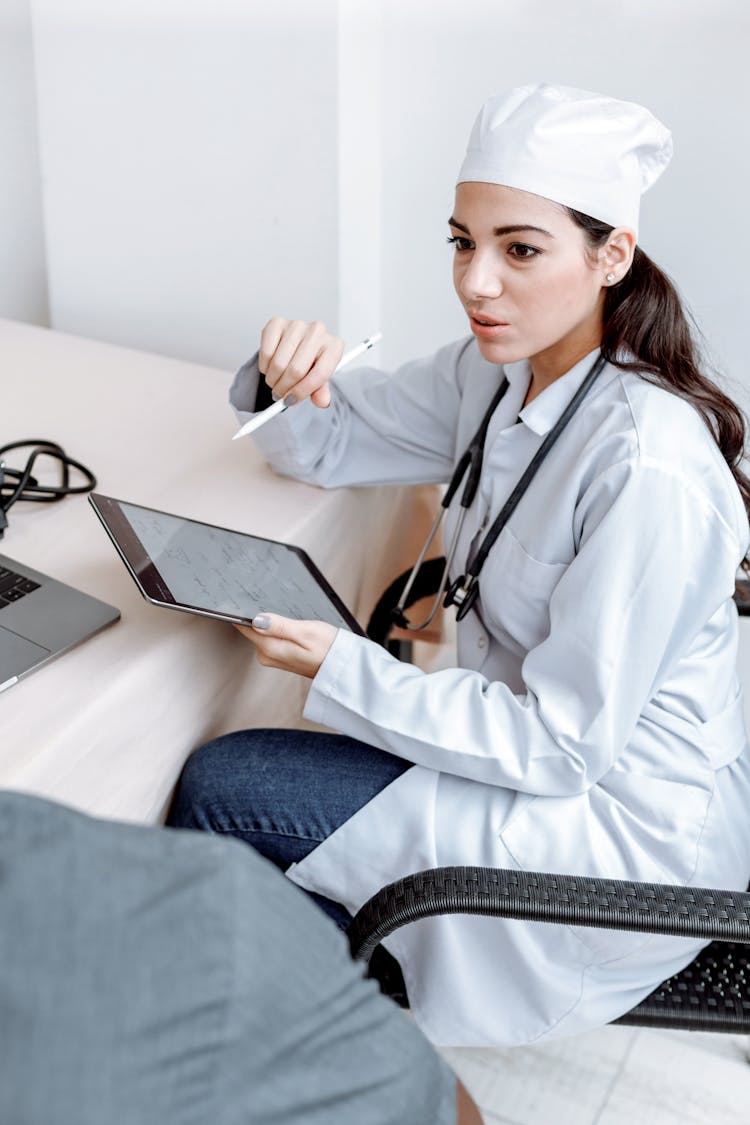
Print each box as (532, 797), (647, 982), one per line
(89, 494), (363, 633)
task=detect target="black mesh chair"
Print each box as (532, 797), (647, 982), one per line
(348, 571), (750, 1033)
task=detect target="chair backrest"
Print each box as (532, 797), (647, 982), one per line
(366, 557), (448, 647)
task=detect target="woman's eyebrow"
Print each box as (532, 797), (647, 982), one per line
(495, 223), (554, 238)
(447, 217), (554, 238)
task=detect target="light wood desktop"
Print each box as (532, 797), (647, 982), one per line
(1, 320), (438, 823)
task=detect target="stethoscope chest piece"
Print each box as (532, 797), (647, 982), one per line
(443, 574), (479, 621)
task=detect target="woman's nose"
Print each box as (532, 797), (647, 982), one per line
(458, 251), (503, 301)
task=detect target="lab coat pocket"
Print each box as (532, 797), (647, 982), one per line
(481, 528), (568, 653)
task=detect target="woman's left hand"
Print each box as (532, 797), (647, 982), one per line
(235, 614), (338, 679)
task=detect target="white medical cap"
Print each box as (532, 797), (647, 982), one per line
(457, 83), (673, 233)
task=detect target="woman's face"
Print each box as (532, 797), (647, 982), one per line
(450, 182), (608, 376)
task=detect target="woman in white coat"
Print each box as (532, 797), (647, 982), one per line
(168, 84), (750, 1047)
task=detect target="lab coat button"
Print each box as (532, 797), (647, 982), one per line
(477, 635), (488, 649)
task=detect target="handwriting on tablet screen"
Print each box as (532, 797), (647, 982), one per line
(120, 505), (351, 628)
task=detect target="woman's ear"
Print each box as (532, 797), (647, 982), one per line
(599, 227), (637, 286)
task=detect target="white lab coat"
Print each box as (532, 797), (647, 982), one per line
(230, 339), (750, 1047)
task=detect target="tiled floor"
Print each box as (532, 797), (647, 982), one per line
(440, 1028), (750, 1125)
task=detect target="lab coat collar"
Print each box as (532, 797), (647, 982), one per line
(513, 349), (616, 437)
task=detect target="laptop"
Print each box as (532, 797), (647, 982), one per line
(0, 554), (120, 693)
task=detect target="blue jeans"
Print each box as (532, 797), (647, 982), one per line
(167, 728), (411, 931)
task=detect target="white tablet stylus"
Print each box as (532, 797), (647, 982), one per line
(232, 332), (383, 441)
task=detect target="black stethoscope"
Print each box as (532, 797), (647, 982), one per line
(0, 440), (97, 538)
(392, 353), (606, 629)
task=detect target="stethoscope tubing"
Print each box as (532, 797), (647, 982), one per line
(465, 353), (606, 582)
(392, 376), (510, 631)
(394, 353), (606, 630)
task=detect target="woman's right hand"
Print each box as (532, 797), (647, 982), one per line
(259, 318), (345, 409)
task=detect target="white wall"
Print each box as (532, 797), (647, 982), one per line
(31, 0), (339, 370)
(0, 0), (49, 327)
(9, 0), (750, 411)
(378, 0), (750, 416)
(337, 0), (382, 349)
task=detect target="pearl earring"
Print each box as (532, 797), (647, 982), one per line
(606, 272), (616, 284)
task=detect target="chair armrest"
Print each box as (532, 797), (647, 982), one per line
(348, 866), (750, 962)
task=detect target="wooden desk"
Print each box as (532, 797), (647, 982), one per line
(1, 320), (436, 823)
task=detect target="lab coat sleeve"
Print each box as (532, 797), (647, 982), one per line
(304, 457), (743, 796)
(229, 339), (475, 488)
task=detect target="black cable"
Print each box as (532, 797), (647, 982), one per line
(0, 440), (97, 538)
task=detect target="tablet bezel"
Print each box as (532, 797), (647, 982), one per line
(88, 492), (365, 635)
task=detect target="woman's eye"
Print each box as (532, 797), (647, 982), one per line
(446, 235), (473, 252)
(509, 243), (540, 260)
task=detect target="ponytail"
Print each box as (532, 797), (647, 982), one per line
(568, 207), (750, 573)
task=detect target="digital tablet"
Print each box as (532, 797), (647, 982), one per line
(88, 493), (364, 634)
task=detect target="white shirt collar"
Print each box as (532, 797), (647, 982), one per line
(510, 349), (617, 437)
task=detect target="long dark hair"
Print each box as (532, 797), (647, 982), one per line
(568, 207), (750, 572)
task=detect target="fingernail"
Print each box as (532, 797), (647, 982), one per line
(271, 391), (280, 401)
(283, 393), (297, 407)
(252, 614), (271, 630)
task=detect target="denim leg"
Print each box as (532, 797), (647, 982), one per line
(166, 728), (411, 930)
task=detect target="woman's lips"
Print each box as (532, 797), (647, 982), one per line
(468, 315), (510, 340)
